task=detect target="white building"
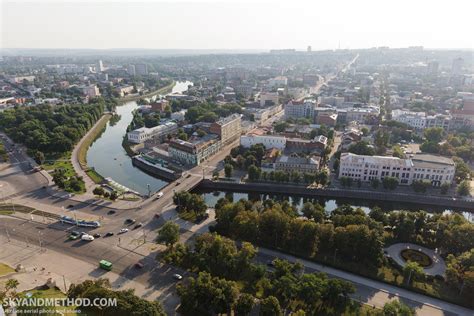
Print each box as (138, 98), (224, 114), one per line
(171, 110), (186, 122)
(127, 122), (178, 144)
(96, 60), (104, 72)
(391, 109), (427, 129)
(284, 100), (316, 119)
(240, 135), (286, 150)
(339, 153), (455, 186)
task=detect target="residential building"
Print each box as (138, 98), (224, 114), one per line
(82, 85), (100, 98)
(171, 110), (186, 122)
(127, 64), (136, 76)
(135, 63), (148, 76)
(392, 109), (427, 129)
(210, 113), (241, 145)
(96, 60), (104, 72)
(339, 153), (455, 186)
(127, 122), (178, 144)
(284, 100), (316, 120)
(275, 155), (320, 174)
(303, 74), (319, 86)
(260, 92), (279, 107)
(268, 76), (288, 89)
(150, 100), (169, 112)
(116, 85), (134, 97)
(240, 135), (287, 150)
(452, 57), (464, 75)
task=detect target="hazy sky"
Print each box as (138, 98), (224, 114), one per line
(2, 0), (473, 50)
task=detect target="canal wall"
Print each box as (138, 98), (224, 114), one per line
(197, 180), (474, 210)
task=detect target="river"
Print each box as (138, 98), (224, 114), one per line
(195, 189), (474, 221)
(86, 81), (193, 194)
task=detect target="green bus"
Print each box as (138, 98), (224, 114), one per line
(99, 260), (112, 271)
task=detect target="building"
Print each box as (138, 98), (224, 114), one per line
(391, 109), (426, 129)
(315, 112), (338, 127)
(135, 64), (148, 76)
(96, 60), (104, 72)
(246, 104), (282, 123)
(338, 153), (455, 186)
(9, 75), (35, 84)
(427, 61), (439, 76)
(210, 113), (241, 145)
(286, 135), (328, 154)
(284, 100), (316, 119)
(303, 74), (319, 86)
(275, 155), (320, 174)
(127, 64), (136, 76)
(452, 57), (464, 75)
(127, 122), (178, 144)
(116, 85), (134, 97)
(150, 100), (169, 112)
(260, 92), (279, 107)
(82, 85), (100, 98)
(171, 110), (186, 122)
(240, 135), (287, 150)
(168, 135), (221, 166)
(268, 76), (288, 89)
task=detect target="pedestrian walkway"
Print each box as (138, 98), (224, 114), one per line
(385, 243), (446, 276)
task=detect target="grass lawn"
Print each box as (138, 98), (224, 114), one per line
(178, 211), (197, 222)
(86, 169), (104, 184)
(0, 263), (14, 276)
(77, 114), (111, 169)
(42, 152), (75, 177)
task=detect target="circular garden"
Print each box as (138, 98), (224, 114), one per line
(400, 249), (432, 267)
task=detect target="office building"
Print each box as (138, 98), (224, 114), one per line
(210, 113), (242, 145)
(135, 64), (148, 76)
(284, 100), (316, 119)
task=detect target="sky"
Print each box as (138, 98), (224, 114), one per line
(1, 0), (473, 50)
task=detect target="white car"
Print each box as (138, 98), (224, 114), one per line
(119, 228), (129, 234)
(156, 192), (164, 198)
(81, 234), (95, 241)
(173, 273), (183, 280)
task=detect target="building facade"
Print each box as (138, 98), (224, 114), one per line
(210, 113), (242, 145)
(284, 100), (316, 119)
(127, 122), (178, 144)
(339, 153), (455, 186)
(275, 155), (320, 174)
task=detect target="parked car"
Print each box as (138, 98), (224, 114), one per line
(93, 233), (102, 238)
(66, 204), (74, 209)
(81, 234), (95, 241)
(105, 232), (114, 237)
(118, 228), (129, 234)
(107, 210), (116, 215)
(125, 218), (136, 225)
(134, 223), (143, 229)
(156, 192), (164, 199)
(68, 231), (80, 240)
(135, 262), (144, 269)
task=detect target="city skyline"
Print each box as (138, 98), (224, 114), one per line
(2, 0), (473, 50)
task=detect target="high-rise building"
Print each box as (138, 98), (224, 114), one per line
(427, 61), (439, 76)
(96, 60), (104, 72)
(210, 114), (242, 145)
(127, 64), (136, 76)
(451, 57), (464, 75)
(135, 64), (148, 76)
(307, 45), (312, 52)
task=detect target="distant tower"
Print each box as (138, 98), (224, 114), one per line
(451, 57), (464, 75)
(427, 61), (439, 76)
(307, 45), (312, 53)
(96, 60), (104, 72)
(127, 64), (136, 76)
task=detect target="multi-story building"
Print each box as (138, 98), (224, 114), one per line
(284, 100), (316, 120)
(210, 113), (241, 145)
(150, 100), (169, 112)
(96, 60), (104, 72)
(82, 85), (100, 98)
(240, 135), (287, 150)
(116, 85), (134, 97)
(127, 122), (178, 144)
(275, 155), (320, 174)
(168, 135), (221, 166)
(246, 104), (282, 123)
(303, 74), (319, 86)
(260, 92), (279, 107)
(339, 153), (455, 186)
(135, 64), (148, 76)
(268, 76), (288, 89)
(127, 64), (136, 76)
(391, 109), (427, 129)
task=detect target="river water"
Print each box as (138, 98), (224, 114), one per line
(86, 81), (192, 194)
(195, 190), (474, 221)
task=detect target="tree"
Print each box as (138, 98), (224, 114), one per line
(382, 299), (415, 316)
(424, 127), (443, 143)
(234, 293), (255, 316)
(248, 165), (261, 181)
(383, 177), (398, 190)
(457, 180), (471, 196)
(34, 151), (45, 165)
(403, 261), (425, 285)
(259, 296), (282, 316)
(109, 191), (118, 201)
(225, 163), (234, 178)
(370, 178), (380, 189)
(52, 168), (67, 188)
(348, 141), (375, 156)
(440, 183), (450, 195)
(93, 186), (105, 196)
(157, 221), (180, 247)
(411, 180), (431, 193)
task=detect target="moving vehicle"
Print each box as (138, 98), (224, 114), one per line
(99, 260), (112, 271)
(125, 218), (136, 225)
(118, 228), (129, 234)
(173, 273), (183, 280)
(107, 210), (116, 215)
(68, 231), (80, 240)
(93, 233), (101, 238)
(156, 191), (164, 199)
(105, 232), (114, 237)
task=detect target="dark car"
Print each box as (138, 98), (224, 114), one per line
(107, 210), (116, 215)
(134, 262), (144, 269)
(66, 204), (74, 209)
(93, 233), (101, 238)
(134, 223), (143, 229)
(105, 232), (114, 237)
(125, 218), (136, 225)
